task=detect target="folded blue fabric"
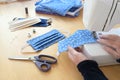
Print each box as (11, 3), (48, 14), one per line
(32, 18), (50, 27)
(35, 0), (82, 16)
(27, 29), (65, 52)
(58, 30), (97, 53)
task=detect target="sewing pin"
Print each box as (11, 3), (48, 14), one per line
(28, 33), (31, 38)
(33, 29), (36, 34)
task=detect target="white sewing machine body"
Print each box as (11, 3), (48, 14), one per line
(83, 0), (120, 66)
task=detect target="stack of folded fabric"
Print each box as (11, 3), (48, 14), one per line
(35, 0), (83, 17)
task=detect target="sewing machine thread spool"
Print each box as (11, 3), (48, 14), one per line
(25, 7), (29, 17)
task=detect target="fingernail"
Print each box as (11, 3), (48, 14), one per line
(97, 39), (100, 42)
(99, 35), (103, 38)
(67, 45), (71, 48)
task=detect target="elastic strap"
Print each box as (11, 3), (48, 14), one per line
(20, 44), (30, 53)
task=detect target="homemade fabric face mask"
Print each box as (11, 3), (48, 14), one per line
(58, 30), (97, 53)
(27, 29), (65, 52)
(9, 17), (52, 31)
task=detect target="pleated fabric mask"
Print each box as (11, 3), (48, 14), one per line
(27, 29), (65, 52)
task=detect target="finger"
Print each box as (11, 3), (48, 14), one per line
(67, 46), (78, 55)
(116, 48), (120, 57)
(97, 39), (116, 49)
(67, 46), (79, 63)
(74, 47), (82, 52)
(99, 34), (119, 40)
(67, 50), (74, 61)
(103, 46), (120, 59)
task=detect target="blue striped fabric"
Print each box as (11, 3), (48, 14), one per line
(27, 29), (65, 52)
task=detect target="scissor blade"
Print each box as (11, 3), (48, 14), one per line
(8, 56), (34, 61)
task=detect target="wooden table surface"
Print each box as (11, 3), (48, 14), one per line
(0, 0), (120, 80)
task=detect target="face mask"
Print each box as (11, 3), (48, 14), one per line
(27, 29), (65, 52)
(9, 17), (41, 31)
(58, 29), (97, 53)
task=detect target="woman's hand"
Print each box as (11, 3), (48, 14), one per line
(67, 46), (88, 65)
(97, 34), (120, 59)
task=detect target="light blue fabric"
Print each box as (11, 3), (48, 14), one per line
(58, 30), (97, 53)
(27, 29), (65, 52)
(35, 0), (82, 16)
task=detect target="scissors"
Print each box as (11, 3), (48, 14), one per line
(8, 54), (57, 72)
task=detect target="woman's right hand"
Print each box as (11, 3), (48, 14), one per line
(97, 34), (120, 59)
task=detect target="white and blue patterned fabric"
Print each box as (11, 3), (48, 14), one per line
(58, 30), (97, 53)
(27, 29), (65, 52)
(35, 0), (82, 17)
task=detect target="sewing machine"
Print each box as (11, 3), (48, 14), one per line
(83, 0), (120, 66)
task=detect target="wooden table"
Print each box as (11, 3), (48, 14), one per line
(0, 0), (120, 80)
